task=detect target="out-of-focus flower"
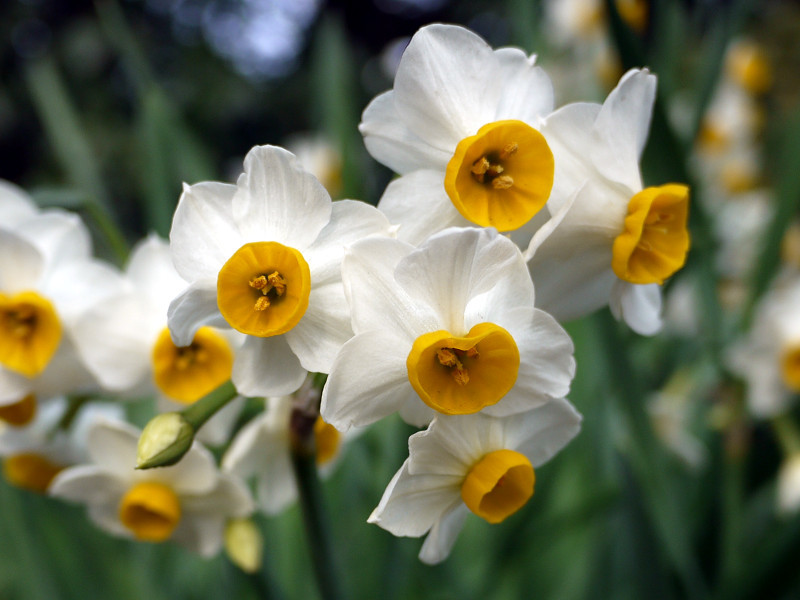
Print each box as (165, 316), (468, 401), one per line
(0, 398), (124, 493)
(528, 69), (690, 335)
(726, 273), (800, 418)
(167, 145), (393, 398)
(283, 133), (343, 198)
(49, 419), (253, 556)
(0, 199), (125, 413)
(777, 453), (800, 515)
(322, 227), (574, 430)
(74, 235), (245, 445)
(369, 399), (581, 564)
(224, 517), (264, 573)
(222, 394), (355, 515)
(360, 24), (559, 247)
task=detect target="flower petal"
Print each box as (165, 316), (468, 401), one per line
(492, 48), (553, 123)
(19, 210), (92, 266)
(610, 280), (663, 335)
(360, 92), (453, 174)
(321, 330), (418, 431)
(49, 465), (127, 504)
(232, 145), (332, 249)
(377, 169), (469, 245)
(503, 398), (583, 467)
(167, 280), (228, 346)
(232, 336), (307, 397)
(418, 502), (469, 565)
(0, 228), (43, 291)
(170, 181), (241, 282)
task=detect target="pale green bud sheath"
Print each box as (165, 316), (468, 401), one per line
(137, 380), (238, 469)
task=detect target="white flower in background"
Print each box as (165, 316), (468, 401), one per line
(360, 24), (559, 247)
(222, 394), (356, 515)
(49, 419), (253, 556)
(726, 272), (800, 418)
(283, 133), (342, 198)
(322, 227), (575, 430)
(0, 398), (124, 493)
(0, 179), (39, 225)
(369, 399), (582, 564)
(0, 206), (125, 414)
(528, 68), (690, 335)
(74, 235), (245, 446)
(167, 144), (393, 398)
(724, 38), (772, 97)
(712, 191), (772, 280)
(777, 453), (800, 515)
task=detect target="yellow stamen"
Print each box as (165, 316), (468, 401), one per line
(612, 184), (691, 285)
(726, 40), (772, 95)
(407, 323), (519, 415)
(3, 453), (64, 493)
(0, 291), (62, 377)
(461, 449), (535, 524)
(217, 241), (311, 337)
(445, 120), (554, 231)
(119, 481), (181, 542)
(152, 327), (234, 404)
(0, 394), (37, 426)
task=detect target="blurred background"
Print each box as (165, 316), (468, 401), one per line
(2, 0), (800, 599)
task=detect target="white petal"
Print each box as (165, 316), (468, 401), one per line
(232, 146), (331, 248)
(232, 335), (307, 397)
(171, 514), (225, 557)
(360, 92), (453, 174)
(377, 170), (469, 245)
(610, 280), (663, 335)
(393, 25), (501, 151)
(43, 258), (126, 325)
(418, 503), (469, 565)
(127, 234), (187, 310)
(321, 330), (415, 431)
(343, 236), (437, 338)
(170, 181), (241, 282)
(49, 465), (127, 504)
(167, 280), (227, 346)
(0, 228), (43, 291)
(414, 414), (505, 471)
(503, 398), (583, 467)
(368, 459), (462, 537)
(85, 419), (140, 475)
(194, 396), (245, 447)
(396, 228), (528, 333)
(0, 367), (32, 405)
(591, 69), (656, 191)
(27, 338), (98, 399)
(492, 48), (554, 123)
(154, 442), (219, 495)
(72, 292), (153, 392)
(285, 279), (352, 374)
(18, 210), (92, 266)
(0, 180), (37, 223)
(483, 309), (576, 417)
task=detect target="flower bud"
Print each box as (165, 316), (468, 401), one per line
(136, 412), (194, 469)
(224, 518), (263, 573)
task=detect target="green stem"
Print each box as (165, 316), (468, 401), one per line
(772, 415), (800, 457)
(182, 380), (238, 430)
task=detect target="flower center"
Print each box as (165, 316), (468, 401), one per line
(3, 452), (64, 493)
(152, 327), (234, 404)
(611, 184), (691, 285)
(781, 344), (800, 393)
(314, 416), (341, 466)
(461, 449), (535, 524)
(406, 323), (519, 415)
(217, 241), (311, 337)
(119, 481), (181, 542)
(444, 120), (554, 231)
(0, 291), (62, 377)
(0, 394), (37, 426)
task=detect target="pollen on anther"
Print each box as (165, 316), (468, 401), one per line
(249, 276), (268, 292)
(436, 348), (460, 368)
(499, 142), (518, 159)
(471, 157), (490, 178)
(267, 272), (287, 296)
(254, 296), (270, 311)
(492, 175), (514, 190)
(452, 368), (469, 386)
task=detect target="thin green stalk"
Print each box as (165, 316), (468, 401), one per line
(182, 380), (238, 430)
(290, 442), (346, 600)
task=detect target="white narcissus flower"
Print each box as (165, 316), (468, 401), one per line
(49, 419), (253, 557)
(167, 145), (393, 398)
(321, 227), (575, 430)
(0, 207), (125, 413)
(222, 394), (357, 515)
(777, 453), (800, 515)
(726, 272), (800, 418)
(369, 399), (582, 564)
(0, 398), (124, 493)
(528, 68), (690, 335)
(360, 24), (561, 247)
(74, 234), (245, 446)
